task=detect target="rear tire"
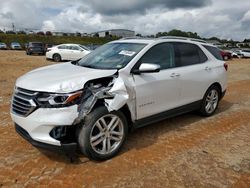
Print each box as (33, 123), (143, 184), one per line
(53, 53), (61, 62)
(223, 55), (229, 61)
(199, 85), (220, 117)
(77, 106), (128, 161)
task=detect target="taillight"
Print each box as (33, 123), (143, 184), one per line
(224, 63), (228, 71)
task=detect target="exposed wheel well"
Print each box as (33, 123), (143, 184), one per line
(92, 101), (133, 130)
(119, 105), (133, 130)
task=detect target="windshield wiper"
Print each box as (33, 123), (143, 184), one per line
(71, 59), (81, 66)
(81, 64), (96, 69)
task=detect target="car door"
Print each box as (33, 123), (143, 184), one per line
(132, 43), (181, 120)
(58, 45), (71, 60)
(172, 42), (211, 105)
(68, 45), (83, 60)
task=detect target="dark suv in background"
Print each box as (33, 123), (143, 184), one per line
(26, 42), (45, 55)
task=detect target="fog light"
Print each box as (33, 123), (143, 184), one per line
(50, 126), (66, 139)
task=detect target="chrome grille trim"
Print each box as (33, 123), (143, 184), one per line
(12, 103), (31, 110)
(11, 87), (37, 117)
(12, 97), (32, 107)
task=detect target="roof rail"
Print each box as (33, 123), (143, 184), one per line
(159, 36), (207, 43)
(119, 36), (143, 40)
(119, 36), (156, 40)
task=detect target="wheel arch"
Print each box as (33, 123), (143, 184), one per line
(53, 53), (62, 60)
(119, 104), (133, 130)
(208, 82), (222, 98)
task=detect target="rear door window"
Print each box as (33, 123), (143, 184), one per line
(70, 46), (81, 51)
(58, 45), (67, 49)
(32, 43), (43, 47)
(174, 42), (208, 67)
(202, 45), (223, 60)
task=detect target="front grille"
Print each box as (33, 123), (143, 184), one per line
(11, 87), (38, 117)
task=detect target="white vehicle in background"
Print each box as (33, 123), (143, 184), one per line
(46, 44), (91, 62)
(0, 42), (7, 50)
(230, 49), (241, 58)
(239, 49), (250, 58)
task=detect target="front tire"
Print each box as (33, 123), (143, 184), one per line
(199, 86), (220, 116)
(77, 106), (128, 161)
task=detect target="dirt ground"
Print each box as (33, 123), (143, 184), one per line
(0, 51), (249, 188)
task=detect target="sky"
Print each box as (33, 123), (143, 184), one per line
(0, 0), (249, 40)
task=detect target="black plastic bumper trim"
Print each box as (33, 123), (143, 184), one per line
(15, 123), (77, 157)
(221, 90), (226, 100)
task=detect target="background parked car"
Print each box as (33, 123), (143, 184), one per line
(26, 42), (45, 55)
(230, 49), (241, 58)
(239, 49), (250, 58)
(220, 50), (232, 60)
(46, 44), (91, 62)
(0, 42), (7, 50)
(10, 42), (22, 50)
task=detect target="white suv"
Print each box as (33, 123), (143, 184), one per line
(11, 37), (227, 160)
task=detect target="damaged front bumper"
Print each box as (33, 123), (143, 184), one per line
(15, 123), (77, 155)
(11, 104), (79, 157)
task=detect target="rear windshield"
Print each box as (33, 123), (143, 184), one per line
(30, 43), (43, 47)
(202, 45), (223, 60)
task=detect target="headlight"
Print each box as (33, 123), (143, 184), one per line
(36, 91), (82, 107)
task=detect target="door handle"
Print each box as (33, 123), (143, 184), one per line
(205, 67), (211, 71)
(170, 73), (180, 78)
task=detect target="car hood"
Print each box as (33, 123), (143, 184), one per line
(16, 62), (117, 93)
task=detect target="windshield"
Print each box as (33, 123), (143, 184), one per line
(78, 43), (146, 69)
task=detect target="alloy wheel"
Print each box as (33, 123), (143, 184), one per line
(90, 114), (124, 155)
(205, 89), (219, 114)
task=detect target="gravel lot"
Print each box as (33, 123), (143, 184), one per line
(0, 51), (249, 187)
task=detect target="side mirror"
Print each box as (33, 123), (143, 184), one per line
(133, 63), (160, 74)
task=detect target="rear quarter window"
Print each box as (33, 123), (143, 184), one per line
(203, 45), (223, 60)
